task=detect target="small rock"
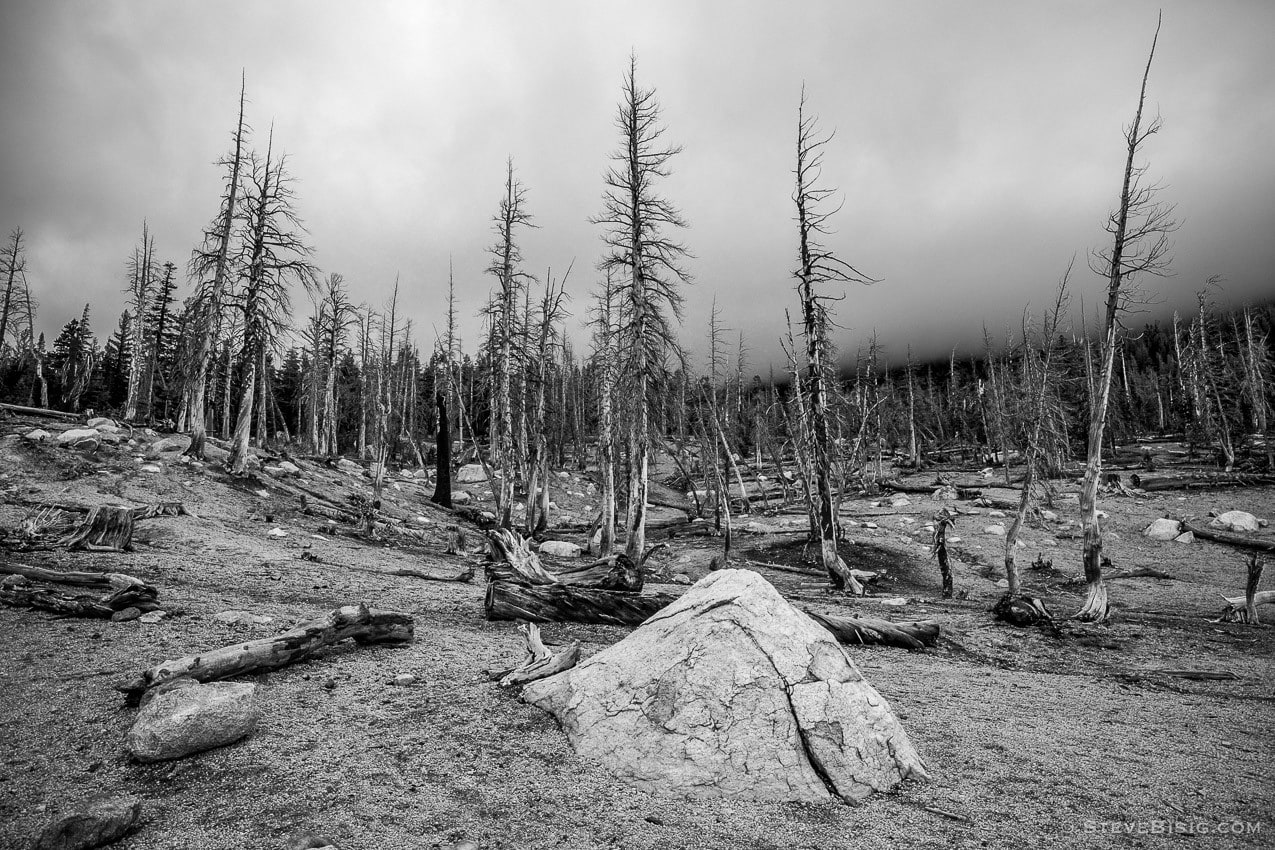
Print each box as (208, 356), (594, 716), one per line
(23, 428), (51, 442)
(987, 509), (1006, 518)
(213, 610), (256, 625)
(983, 524), (1006, 536)
(1142, 518), (1182, 541)
(455, 463), (488, 483)
(263, 465), (284, 476)
(127, 680), (258, 762)
(392, 674), (417, 687)
(85, 417), (115, 429)
(111, 607), (143, 623)
(670, 573), (692, 585)
(1040, 509), (1059, 522)
(323, 679), (337, 691)
(152, 434), (191, 453)
(56, 428), (100, 449)
(278, 460), (301, 475)
(35, 793), (142, 850)
(995, 579), (1010, 588)
(888, 495), (911, 508)
(948, 536), (962, 543)
(451, 491), (472, 505)
(267, 527), (288, 538)
(1172, 531), (1194, 544)
(1209, 510), (1260, 533)
(539, 540), (582, 558)
(864, 522), (878, 530)
(479, 511), (496, 522)
(899, 517), (916, 525)
(137, 610), (167, 624)
(557, 471), (570, 479)
(139, 464), (161, 474)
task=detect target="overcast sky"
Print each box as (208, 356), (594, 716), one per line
(3, 0), (1273, 373)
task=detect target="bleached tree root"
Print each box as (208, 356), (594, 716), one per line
(485, 528), (559, 584)
(117, 603), (413, 704)
(1073, 580), (1110, 623)
(498, 623), (580, 688)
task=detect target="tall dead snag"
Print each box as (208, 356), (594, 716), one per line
(930, 510), (955, 598)
(487, 160), (535, 530)
(591, 271), (620, 556)
(1003, 277), (1069, 600)
(592, 54), (692, 564)
(525, 266), (571, 535)
(187, 74), (248, 460)
(431, 392), (452, 507)
(792, 88), (875, 593)
(228, 129), (318, 475)
(1076, 15), (1175, 622)
(117, 604), (414, 705)
(317, 273), (357, 457)
(122, 221), (157, 422)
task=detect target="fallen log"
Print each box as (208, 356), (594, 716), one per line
(485, 581), (677, 627)
(1131, 473), (1275, 492)
(803, 611), (940, 651)
(391, 564), (474, 583)
(1182, 521), (1275, 553)
(0, 402), (80, 421)
(498, 622), (580, 688)
(116, 603), (414, 704)
(552, 554), (643, 592)
(0, 564), (158, 617)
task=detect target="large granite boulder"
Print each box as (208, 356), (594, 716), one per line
(456, 463), (488, 483)
(126, 679), (258, 762)
(521, 569), (928, 803)
(1209, 510), (1260, 533)
(1143, 518), (1182, 541)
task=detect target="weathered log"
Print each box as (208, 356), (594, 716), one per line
(992, 593), (1056, 629)
(484, 581), (678, 626)
(1131, 473), (1275, 492)
(1182, 520), (1275, 553)
(116, 603), (413, 704)
(1218, 587), (1274, 624)
(498, 622), (580, 687)
(0, 402), (81, 420)
(391, 564), (474, 583)
(0, 564), (158, 617)
(881, 478), (946, 495)
(552, 554), (643, 592)
(60, 505), (137, 552)
(803, 611), (940, 651)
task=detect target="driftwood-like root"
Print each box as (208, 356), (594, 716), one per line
(498, 623), (580, 688)
(804, 611), (940, 651)
(485, 529), (558, 585)
(485, 581), (677, 627)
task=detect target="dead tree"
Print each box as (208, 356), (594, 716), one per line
(930, 510), (955, 598)
(1076, 15), (1175, 622)
(186, 75), (248, 460)
(591, 271), (620, 556)
(228, 130), (319, 475)
(487, 160), (535, 529)
(0, 228), (27, 355)
(525, 266), (571, 535)
(592, 53), (692, 564)
(122, 221), (157, 422)
(791, 88), (875, 593)
(317, 273), (357, 458)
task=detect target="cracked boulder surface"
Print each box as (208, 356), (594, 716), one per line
(521, 568), (929, 802)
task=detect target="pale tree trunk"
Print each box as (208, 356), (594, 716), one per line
(187, 77), (246, 460)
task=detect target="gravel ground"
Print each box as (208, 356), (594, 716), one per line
(1, 424), (1272, 849)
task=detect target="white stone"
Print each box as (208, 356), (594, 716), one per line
(451, 491), (472, 504)
(983, 524), (1006, 536)
(127, 680), (257, 762)
(278, 460), (301, 475)
(455, 464), (488, 483)
(1172, 531), (1195, 544)
(86, 417), (115, 429)
(56, 428), (100, 448)
(1143, 518), (1182, 541)
(988, 509), (1006, 518)
(1040, 509), (1060, 522)
(267, 527), (287, 538)
(152, 434), (191, 453)
(521, 570), (927, 803)
(138, 610), (167, 624)
(539, 540), (582, 558)
(1209, 511), (1260, 533)
(23, 429), (50, 442)
(139, 464), (161, 474)
(392, 674), (417, 687)
(888, 495), (911, 508)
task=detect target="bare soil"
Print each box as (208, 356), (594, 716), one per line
(1, 419), (1272, 849)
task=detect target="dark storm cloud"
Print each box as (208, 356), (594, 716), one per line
(2, 1), (1272, 370)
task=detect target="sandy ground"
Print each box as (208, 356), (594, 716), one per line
(0, 420), (1272, 850)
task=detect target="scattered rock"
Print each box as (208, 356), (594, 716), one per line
(987, 509), (1006, 518)
(152, 434), (190, 453)
(995, 578), (1010, 588)
(670, 573), (692, 585)
(263, 465), (285, 476)
(864, 522), (879, 530)
(982, 524), (1006, 536)
(278, 460), (301, 476)
(538, 540), (582, 558)
(34, 793), (142, 850)
(139, 464), (161, 474)
(85, 417), (115, 429)
(137, 611), (167, 624)
(522, 569), (928, 803)
(1142, 518), (1182, 541)
(451, 491), (472, 505)
(126, 680), (258, 762)
(56, 428), (100, 449)
(23, 428), (51, 442)
(267, 527), (288, 538)
(888, 495), (911, 508)
(212, 610), (272, 626)
(392, 674), (417, 687)
(1040, 509), (1059, 522)
(455, 464), (488, 483)
(1209, 510), (1260, 533)
(110, 607), (143, 623)
(1172, 531), (1195, 544)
